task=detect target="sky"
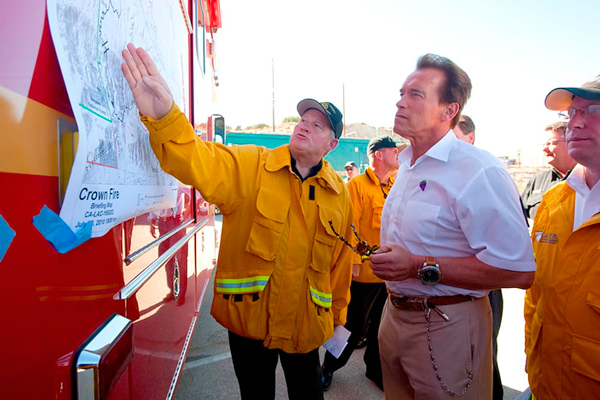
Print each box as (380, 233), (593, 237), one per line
(214, 0), (599, 164)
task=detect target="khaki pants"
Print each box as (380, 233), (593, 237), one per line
(378, 296), (493, 400)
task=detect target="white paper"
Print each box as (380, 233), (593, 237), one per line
(323, 325), (351, 359)
(47, 0), (191, 237)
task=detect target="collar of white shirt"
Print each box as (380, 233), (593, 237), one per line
(398, 130), (457, 168)
(567, 164), (600, 230)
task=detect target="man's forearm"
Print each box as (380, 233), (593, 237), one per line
(429, 254), (534, 290)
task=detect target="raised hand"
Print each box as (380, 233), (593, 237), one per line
(121, 43), (173, 120)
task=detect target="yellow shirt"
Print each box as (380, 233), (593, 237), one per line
(346, 167), (393, 283)
(525, 182), (600, 398)
(142, 104), (353, 353)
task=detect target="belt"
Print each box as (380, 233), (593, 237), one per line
(387, 290), (474, 311)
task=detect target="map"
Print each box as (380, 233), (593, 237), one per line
(47, 0), (191, 237)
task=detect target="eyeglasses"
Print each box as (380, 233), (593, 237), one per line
(543, 139), (565, 147)
(558, 104), (600, 119)
(329, 221), (379, 260)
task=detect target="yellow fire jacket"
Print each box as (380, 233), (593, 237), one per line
(142, 104), (353, 353)
(524, 182), (600, 398)
(346, 167), (393, 283)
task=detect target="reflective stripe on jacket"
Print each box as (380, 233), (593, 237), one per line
(346, 167), (392, 283)
(525, 181), (600, 398)
(142, 104), (353, 353)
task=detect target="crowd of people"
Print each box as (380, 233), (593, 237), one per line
(121, 42), (600, 399)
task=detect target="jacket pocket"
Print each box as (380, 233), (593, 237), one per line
(527, 311), (543, 387)
(245, 188), (289, 261)
(311, 205), (341, 274)
(211, 271), (271, 340)
(572, 334), (600, 382)
(307, 205), (341, 309)
(371, 206), (383, 230)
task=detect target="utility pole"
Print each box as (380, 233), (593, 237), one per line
(342, 83), (346, 137)
(272, 58), (275, 132)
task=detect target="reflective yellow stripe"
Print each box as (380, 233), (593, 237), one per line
(215, 276), (269, 294)
(310, 286), (332, 308)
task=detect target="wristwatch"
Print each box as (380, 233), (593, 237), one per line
(417, 256), (441, 285)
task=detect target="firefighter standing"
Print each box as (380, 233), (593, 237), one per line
(121, 43), (353, 400)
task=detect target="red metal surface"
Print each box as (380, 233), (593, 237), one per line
(0, 172), (125, 399)
(0, 0), (216, 398)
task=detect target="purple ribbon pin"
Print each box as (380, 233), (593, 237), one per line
(419, 180), (427, 191)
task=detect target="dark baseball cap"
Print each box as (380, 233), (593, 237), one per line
(344, 161), (357, 169)
(545, 77), (600, 111)
(297, 98), (344, 139)
(368, 136), (401, 155)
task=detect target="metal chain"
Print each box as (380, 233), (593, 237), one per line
(328, 221), (357, 252)
(424, 308), (473, 397)
(380, 182), (389, 199)
(329, 221), (378, 257)
(350, 224), (371, 250)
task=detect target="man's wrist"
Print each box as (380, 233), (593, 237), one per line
(411, 254), (425, 279)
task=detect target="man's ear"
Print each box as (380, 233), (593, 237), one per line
(467, 132), (475, 145)
(441, 103), (460, 122)
(326, 138), (339, 153)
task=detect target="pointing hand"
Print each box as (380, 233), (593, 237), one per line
(121, 43), (173, 120)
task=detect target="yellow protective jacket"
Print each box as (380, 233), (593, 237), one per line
(524, 182), (600, 398)
(142, 104), (353, 354)
(346, 167), (392, 283)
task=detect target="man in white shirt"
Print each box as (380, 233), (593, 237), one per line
(369, 53), (535, 400)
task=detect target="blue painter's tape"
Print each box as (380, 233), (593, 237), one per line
(32, 206), (92, 254)
(0, 215), (16, 262)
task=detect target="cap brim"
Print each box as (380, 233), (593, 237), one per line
(297, 99), (327, 119)
(545, 87), (600, 111)
(297, 98), (341, 138)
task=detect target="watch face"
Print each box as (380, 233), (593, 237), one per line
(421, 266), (440, 284)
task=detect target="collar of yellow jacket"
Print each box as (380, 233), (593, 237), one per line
(365, 166), (395, 187)
(546, 181), (600, 229)
(265, 145), (344, 195)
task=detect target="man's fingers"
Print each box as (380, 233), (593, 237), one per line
(121, 62), (136, 90)
(127, 43), (150, 78)
(122, 47), (142, 82)
(369, 252), (386, 265)
(137, 47), (173, 97)
(137, 47), (161, 79)
(374, 244), (393, 254)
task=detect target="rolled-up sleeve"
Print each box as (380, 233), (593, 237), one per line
(457, 166), (536, 272)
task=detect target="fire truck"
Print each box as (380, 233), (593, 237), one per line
(0, 0), (223, 399)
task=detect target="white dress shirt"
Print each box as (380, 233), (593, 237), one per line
(381, 131), (536, 298)
(566, 164), (600, 231)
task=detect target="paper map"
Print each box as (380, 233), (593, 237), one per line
(47, 0), (190, 237)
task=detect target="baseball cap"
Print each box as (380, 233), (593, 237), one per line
(297, 99), (344, 139)
(545, 77), (600, 111)
(368, 136), (401, 155)
(344, 161), (357, 169)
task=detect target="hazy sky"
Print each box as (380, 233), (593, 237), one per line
(214, 0), (599, 163)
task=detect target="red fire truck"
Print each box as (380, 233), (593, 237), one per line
(0, 0), (223, 399)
